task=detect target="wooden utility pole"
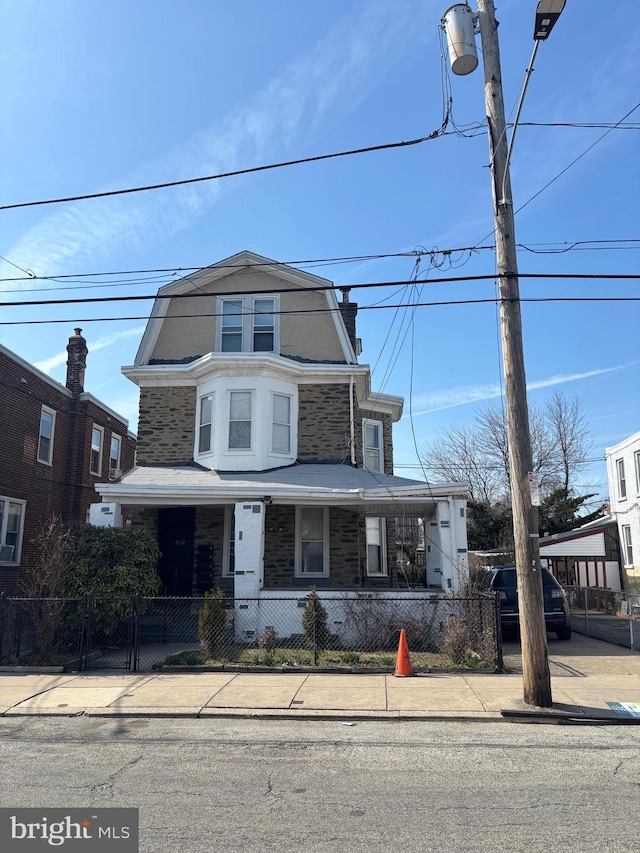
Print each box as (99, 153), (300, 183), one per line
(476, 0), (552, 707)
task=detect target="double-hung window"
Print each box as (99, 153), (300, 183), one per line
(272, 393), (291, 454)
(229, 391), (252, 450)
(221, 300), (244, 352)
(109, 435), (121, 478)
(219, 297), (277, 353)
(198, 394), (214, 454)
(37, 406), (55, 465)
(635, 450), (640, 494)
(0, 496), (25, 564)
(617, 459), (627, 500)
(363, 419), (383, 472)
(622, 525), (633, 566)
(366, 517), (387, 575)
(296, 507), (329, 577)
(90, 425), (104, 475)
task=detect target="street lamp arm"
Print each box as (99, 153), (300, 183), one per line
(500, 40), (540, 205)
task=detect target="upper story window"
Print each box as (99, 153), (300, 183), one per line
(198, 394), (213, 454)
(218, 297), (278, 354)
(229, 391), (252, 450)
(616, 458), (627, 500)
(0, 496), (25, 564)
(37, 406), (55, 465)
(635, 450), (640, 494)
(90, 425), (104, 475)
(363, 419), (383, 472)
(109, 435), (122, 478)
(272, 393), (291, 454)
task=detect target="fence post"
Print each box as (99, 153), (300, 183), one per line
(313, 593), (319, 667)
(132, 594), (141, 672)
(0, 592), (5, 665)
(494, 591), (504, 672)
(584, 588), (589, 637)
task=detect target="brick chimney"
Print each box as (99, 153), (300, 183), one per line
(338, 288), (359, 357)
(66, 327), (88, 396)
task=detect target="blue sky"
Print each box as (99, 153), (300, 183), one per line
(1, 0), (638, 499)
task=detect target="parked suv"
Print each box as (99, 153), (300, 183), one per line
(479, 566), (571, 640)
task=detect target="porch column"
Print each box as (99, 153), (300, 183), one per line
(436, 500), (456, 592)
(233, 501), (265, 642)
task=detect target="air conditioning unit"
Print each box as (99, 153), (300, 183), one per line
(109, 467), (122, 480)
(0, 544), (15, 561)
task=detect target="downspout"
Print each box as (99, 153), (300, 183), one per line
(349, 373), (356, 466)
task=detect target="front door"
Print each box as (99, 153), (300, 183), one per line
(158, 507), (196, 596)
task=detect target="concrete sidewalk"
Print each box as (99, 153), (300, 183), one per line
(1, 668), (639, 721)
(1, 635), (637, 722)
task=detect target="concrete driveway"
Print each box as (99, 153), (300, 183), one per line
(503, 631), (639, 677)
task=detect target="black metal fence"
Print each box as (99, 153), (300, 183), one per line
(0, 591), (501, 672)
(564, 586), (640, 651)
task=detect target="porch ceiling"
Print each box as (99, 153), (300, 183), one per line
(95, 462), (468, 509)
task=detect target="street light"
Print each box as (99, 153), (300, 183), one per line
(534, 0), (567, 40)
(441, 0), (567, 708)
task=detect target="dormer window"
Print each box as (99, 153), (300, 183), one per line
(218, 296), (278, 353)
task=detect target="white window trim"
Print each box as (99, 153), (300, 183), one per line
(362, 418), (384, 472)
(0, 496), (26, 565)
(216, 295), (279, 354)
(227, 389), (254, 452)
(366, 517), (388, 576)
(37, 406), (56, 466)
(621, 525), (633, 566)
(90, 425), (104, 476)
(295, 506), (330, 578)
(270, 391), (292, 455)
(109, 434), (122, 475)
(197, 393), (214, 456)
(616, 458), (627, 500)
(222, 506), (234, 577)
(634, 450), (640, 495)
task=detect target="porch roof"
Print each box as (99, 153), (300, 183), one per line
(95, 462), (468, 509)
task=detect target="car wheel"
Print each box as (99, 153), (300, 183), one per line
(556, 626), (571, 641)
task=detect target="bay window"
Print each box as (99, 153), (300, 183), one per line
(363, 419), (383, 472)
(272, 393), (291, 454)
(229, 391), (252, 450)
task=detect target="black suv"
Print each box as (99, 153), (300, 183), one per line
(479, 565), (571, 640)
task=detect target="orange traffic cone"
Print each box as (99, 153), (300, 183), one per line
(394, 628), (415, 677)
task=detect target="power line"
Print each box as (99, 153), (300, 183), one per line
(2, 272), (638, 310)
(1, 295), (638, 327)
(0, 130), (448, 213)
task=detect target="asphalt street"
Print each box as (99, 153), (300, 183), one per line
(1, 716), (639, 852)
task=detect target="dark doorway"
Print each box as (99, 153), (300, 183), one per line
(157, 507), (196, 596)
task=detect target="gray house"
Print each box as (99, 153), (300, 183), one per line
(94, 252), (469, 616)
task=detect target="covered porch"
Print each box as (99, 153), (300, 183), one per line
(94, 463), (470, 597)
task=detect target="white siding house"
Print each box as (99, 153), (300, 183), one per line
(606, 431), (640, 592)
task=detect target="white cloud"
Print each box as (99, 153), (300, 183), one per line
(405, 364), (632, 419)
(33, 325), (146, 374)
(6, 0), (426, 282)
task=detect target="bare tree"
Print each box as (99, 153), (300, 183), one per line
(421, 392), (592, 502)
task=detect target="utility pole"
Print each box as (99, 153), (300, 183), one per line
(475, 0), (551, 706)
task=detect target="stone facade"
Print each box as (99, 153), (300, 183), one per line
(297, 384), (352, 463)
(136, 386), (196, 464)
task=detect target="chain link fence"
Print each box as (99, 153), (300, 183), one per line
(0, 591), (501, 672)
(564, 586), (640, 651)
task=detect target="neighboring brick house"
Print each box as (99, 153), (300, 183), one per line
(95, 251), (469, 608)
(0, 330), (135, 592)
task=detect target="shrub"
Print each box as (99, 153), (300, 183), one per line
(198, 590), (228, 660)
(302, 587), (329, 651)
